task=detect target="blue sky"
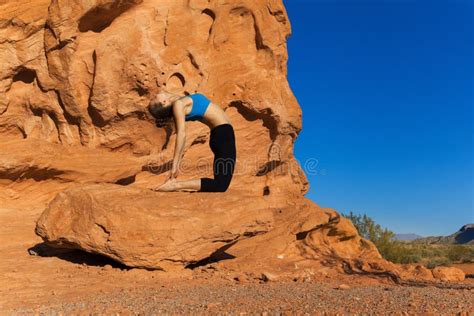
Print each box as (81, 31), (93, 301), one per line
(284, 0), (473, 236)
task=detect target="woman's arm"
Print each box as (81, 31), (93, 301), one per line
(170, 98), (187, 179)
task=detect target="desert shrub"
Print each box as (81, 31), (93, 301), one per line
(461, 257), (472, 263)
(422, 246), (434, 256)
(426, 257), (451, 269)
(341, 211), (418, 264)
(431, 246), (446, 257)
(445, 245), (474, 263)
(341, 211), (474, 266)
(382, 242), (422, 264)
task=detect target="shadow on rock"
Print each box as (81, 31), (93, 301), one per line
(186, 241), (237, 269)
(28, 242), (130, 270)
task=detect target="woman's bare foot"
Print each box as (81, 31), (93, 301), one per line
(151, 178), (201, 192)
(152, 178), (177, 192)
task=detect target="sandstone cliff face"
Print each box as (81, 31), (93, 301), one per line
(1, 0), (307, 201)
(0, 0), (465, 283)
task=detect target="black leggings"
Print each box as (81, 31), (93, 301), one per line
(200, 124), (236, 192)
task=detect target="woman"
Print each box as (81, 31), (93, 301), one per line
(148, 91), (236, 192)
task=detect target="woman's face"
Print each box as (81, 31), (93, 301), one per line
(156, 92), (173, 108)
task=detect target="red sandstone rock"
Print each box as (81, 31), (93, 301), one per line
(431, 266), (465, 282)
(0, 0), (466, 286)
(35, 184), (274, 270)
(1, 0), (307, 199)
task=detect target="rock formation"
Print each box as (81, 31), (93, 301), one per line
(0, 0), (465, 283)
(35, 184), (274, 270)
(413, 224), (474, 245)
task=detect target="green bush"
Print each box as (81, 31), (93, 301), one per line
(340, 211), (474, 266)
(341, 211), (418, 264)
(446, 245), (474, 262)
(426, 257), (451, 269)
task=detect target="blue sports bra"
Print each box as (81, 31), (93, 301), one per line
(185, 93), (211, 121)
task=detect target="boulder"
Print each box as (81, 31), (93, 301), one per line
(35, 184), (274, 270)
(431, 266), (465, 282)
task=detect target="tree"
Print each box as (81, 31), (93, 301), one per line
(341, 211), (416, 264)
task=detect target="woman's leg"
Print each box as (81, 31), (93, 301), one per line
(200, 125), (236, 192)
(156, 124), (235, 193)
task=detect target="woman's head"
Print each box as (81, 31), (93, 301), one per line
(148, 91), (177, 126)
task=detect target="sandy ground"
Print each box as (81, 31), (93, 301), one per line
(452, 263), (474, 276)
(1, 183), (473, 314)
(8, 281), (474, 315)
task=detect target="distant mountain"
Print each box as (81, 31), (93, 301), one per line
(392, 233), (423, 241)
(411, 224), (474, 245)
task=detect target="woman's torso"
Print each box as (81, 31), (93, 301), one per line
(183, 93), (231, 129)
